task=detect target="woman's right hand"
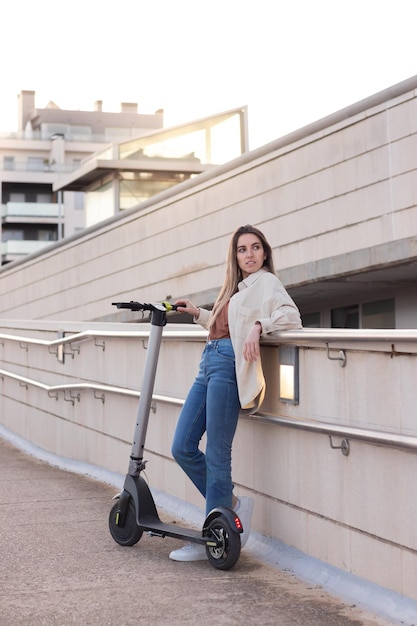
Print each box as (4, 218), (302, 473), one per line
(174, 299), (200, 317)
(243, 323), (262, 362)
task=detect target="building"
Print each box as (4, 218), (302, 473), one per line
(1, 92), (249, 264)
(55, 106), (249, 228)
(0, 90), (164, 264)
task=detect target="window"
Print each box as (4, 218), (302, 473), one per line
(74, 192), (84, 210)
(362, 299), (395, 329)
(38, 230), (57, 241)
(70, 125), (92, 140)
(2, 229), (24, 241)
(331, 299), (395, 329)
(105, 127), (133, 142)
(331, 305), (359, 328)
(301, 312), (321, 328)
(4, 156), (14, 170)
(27, 157), (44, 171)
(41, 123), (67, 138)
(9, 193), (25, 202)
(36, 193), (52, 203)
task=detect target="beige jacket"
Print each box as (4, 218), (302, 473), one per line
(195, 269), (302, 411)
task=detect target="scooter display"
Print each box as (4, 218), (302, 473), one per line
(108, 300), (242, 570)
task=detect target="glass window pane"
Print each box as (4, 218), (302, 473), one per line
(331, 305), (359, 328)
(27, 157), (44, 171)
(362, 299), (395, 329)
(302, 312), (321, 328)
(9, 193), (25, 202)
(4, 156), (14, 170)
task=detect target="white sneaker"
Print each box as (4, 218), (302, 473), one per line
(234, 496), (254, 548)
(169, 542), (207, 562)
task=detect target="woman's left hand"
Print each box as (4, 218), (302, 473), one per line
(243, 323), (262, 362)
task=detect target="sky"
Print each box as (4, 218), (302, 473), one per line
(1, 0), (417, 149)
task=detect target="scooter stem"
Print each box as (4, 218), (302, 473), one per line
(128, 308), (166, 476)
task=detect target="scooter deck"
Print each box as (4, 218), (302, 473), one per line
(139, 516), (206, 543)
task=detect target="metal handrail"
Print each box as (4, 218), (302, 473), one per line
(261, 328), (417, 344)
(0, 328), (208, 349)
(1, 326), (417, 453)
(251, 413), (417, 452)
(1, 327), (417, 350)
(1, 364), (417, 453)
(0, 368), (184, 406)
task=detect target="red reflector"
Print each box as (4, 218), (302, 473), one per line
(234, 515), (243, 532)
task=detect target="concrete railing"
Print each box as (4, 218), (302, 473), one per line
(1, 320), (417, 604)
(1, 201), (60, 218)
(1, 240), (57, 258)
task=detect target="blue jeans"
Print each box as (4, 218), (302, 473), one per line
(171, 339), (241, 515)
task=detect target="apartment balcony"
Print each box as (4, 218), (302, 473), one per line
(0, 129), (159, 144)
(1, 202), (60, 224)
(1, 238), (56, 264)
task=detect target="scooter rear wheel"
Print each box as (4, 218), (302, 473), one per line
(205, 514), (241, 570)
(109, 499), (143, 546)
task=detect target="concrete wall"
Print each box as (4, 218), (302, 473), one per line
(1, 319), (417, 603)
(1, 77), (417, 322)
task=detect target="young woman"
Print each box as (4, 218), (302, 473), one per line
(170, 225), (302, 561)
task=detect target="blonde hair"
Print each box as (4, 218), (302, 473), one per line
(209, 225), (275, 327)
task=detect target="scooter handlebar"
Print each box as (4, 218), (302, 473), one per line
(112, 301), (179, 312)
(112, 301), (142, 311)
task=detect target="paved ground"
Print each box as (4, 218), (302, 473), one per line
(0, 437), (396, 626)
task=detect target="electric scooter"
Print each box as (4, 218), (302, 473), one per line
(108, 300), (242, 570)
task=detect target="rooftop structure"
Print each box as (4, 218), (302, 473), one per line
(54, 106), (249, 226)
(1, 92), (248, 262)
(0, 90), (164, 264)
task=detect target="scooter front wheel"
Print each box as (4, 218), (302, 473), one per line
(109, 499), (143, 546)
(205, 514), (241, 570)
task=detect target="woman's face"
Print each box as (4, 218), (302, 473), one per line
(236, 233), (266, 279)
